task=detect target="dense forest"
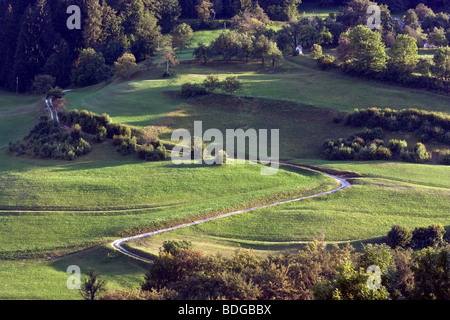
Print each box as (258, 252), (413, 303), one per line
(0, 0), (449, 93)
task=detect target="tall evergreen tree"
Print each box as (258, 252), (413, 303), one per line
(13, 0), (60, 92)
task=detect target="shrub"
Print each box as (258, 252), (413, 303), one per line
(375, 146), (392, 160)
(117, 136), (138, 155)
(358, 127), (384, 141)
(71, 124), (82, 140)
(203, 75), (221, 92)
(413, 143), (429, 162)
(440, 152), (450, 165)
(220, 76), (242, 95)
(137, 144), (155, 160)
(387, 139), (408, 156)
(96, 126), (107, 142)
(317, 54), (336, 70)
(387, 225), (413, 249)
(161, 240), (193, 256)
(411, 224), (446, 250)
(32, 74), (55, 94)
(311, 44), (323, 59)
(180, 83), (207, 98)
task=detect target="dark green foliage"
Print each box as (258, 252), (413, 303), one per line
(96, 126), (107, 142)
(14, 109), (167, 162)
(440, 152), (450, 165)
(8, 121), (91, 161)
(181, 83), (208, 98)
(400, 143), (430, 163)
(141, 239), (354, 300)
(137, 141), (167, 161)
(181, 75), (243, 98)
(317, 54), (336, 70)
(161, 240), (193, 256)
(345, 108), (450, 145)
(412, 224), (446, 250)
(80, 268), (106, 301)
(387, 225), (413, 249)
(32, 75), (55, 94)
(411, 246), (450, 300)
(117, 136), (138, 155)
(71, 48), (112, 87)
(220, 76), (242, 94)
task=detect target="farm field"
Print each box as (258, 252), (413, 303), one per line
(0, 21), (449, 300)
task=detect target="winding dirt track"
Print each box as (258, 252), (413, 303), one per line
(111, 164), (351, 263)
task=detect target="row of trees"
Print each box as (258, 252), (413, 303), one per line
(0, 0), (305, 92)
(195, 31), (284, 68)
(179, 0), (303, 21)
(344, 108), (450, 145)
(0, 0), (177, 92)
(387, 224), (449, 250)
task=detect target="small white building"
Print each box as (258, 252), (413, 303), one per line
(296, 45), (303, 55)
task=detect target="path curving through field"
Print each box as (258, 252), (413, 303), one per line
(111, 163), (351, 263)
(45, 89), (72, 124)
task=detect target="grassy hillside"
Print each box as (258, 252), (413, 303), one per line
(0, 28), (448, 299)
(128, 161), (449, 257)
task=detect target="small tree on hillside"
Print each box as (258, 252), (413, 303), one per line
(80, 268), (106, 301)
(388, 34), (418, 79)
(171, 23), (194, 52)
(433, 46), (450, 80)
(220, 76), (242, 95)
(203, 74), (221, 92)
(265, 42), (284, 69)
(114, 52), (139, 80)
(194, 42), (212, 64)
(254, 35), (272, 66)
(158, 44), (179, 75)
(348, 25), (387, 74)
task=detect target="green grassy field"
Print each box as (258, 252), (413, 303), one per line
(0, 27), (448, 300)
(128, 161), (450, 258)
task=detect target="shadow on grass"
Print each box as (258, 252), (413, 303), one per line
(50, 245), (149, 277)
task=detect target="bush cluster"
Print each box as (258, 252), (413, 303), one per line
(387, 224), (448, 250)
(345, 108), (450, 145)
(60, 109), (167, 161)
(9, 121), (91, 161)
(181, 75), (242, 98)
(322, 128), (430, 163)
(101, 237), (450, 301)
(320, 55), (450, 94)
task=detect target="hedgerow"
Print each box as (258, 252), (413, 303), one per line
(10, 110), (168, 162)
(344, 108), (450, 144)
(322, 128), (431, 163)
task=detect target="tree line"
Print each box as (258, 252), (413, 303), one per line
(84, 228), (449, 300)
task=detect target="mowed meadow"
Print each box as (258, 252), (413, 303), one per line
(0, 27), (449, 299)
